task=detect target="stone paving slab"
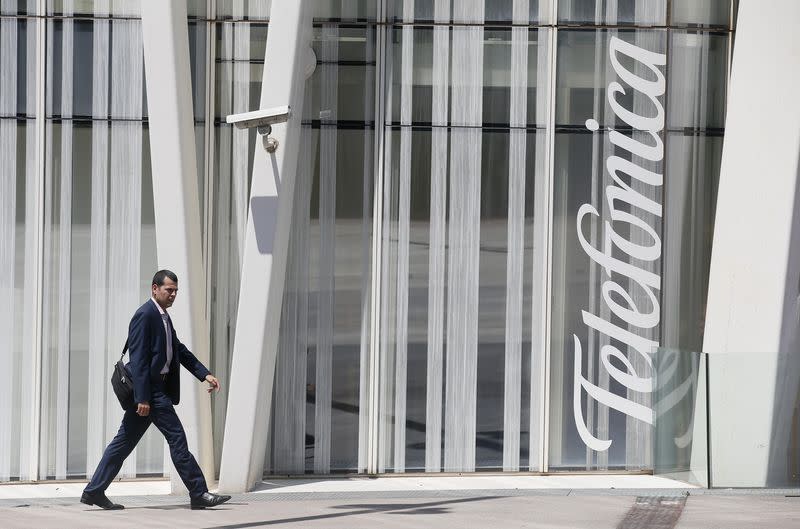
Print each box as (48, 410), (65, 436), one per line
(0, 490), (798, 529)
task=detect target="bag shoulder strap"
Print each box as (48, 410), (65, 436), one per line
(120, 339), (129, 360)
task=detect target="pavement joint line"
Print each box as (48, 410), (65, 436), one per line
(1, 486), (800, 508)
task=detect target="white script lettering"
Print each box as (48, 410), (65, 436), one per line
(573, 37), (667, 452)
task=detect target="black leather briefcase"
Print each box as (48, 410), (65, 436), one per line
(110, 341), (135, 411)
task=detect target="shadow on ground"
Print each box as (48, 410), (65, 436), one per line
(203, 496), (500, 528)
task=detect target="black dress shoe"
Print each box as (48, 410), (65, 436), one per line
(190, 491), (231, 510)
(80, 491), (124, 510)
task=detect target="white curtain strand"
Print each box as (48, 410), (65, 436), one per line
(212, 21), (235, 471)
(503, 12), (529, 471)
(55, 12), (74, 481)
(424, 0), (450, 473)
(357, 24), (376, 474)
(314, 23), (339, 474)
(106, 18), (144, 479)
(393, 0), (414, 472)
(272, 102), (314, 473)
(0, 16), (19, 482)
(444, 0), (483, 472)
(18, 14), (38, 482)
(86, 17), (110, 478)
(529, 26), (551, 472)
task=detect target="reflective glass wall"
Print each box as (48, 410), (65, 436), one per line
(209, 0), (271, 476)
(268, 0), (734, 476)
(0, 0), (735, 482)
(548, 1), (733, 471)
(0, 3), (37, 482)
(42, 2), (162, 480)
(263, 4), (378, 476)
(0, 0), (224, 482)
(377, 0), (552, 474)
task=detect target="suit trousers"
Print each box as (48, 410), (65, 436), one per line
(85, 384), (208, 498)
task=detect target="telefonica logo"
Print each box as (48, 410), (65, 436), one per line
(573, 37), (666, 452)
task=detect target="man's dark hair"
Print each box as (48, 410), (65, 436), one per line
(152, 269), (178, 287)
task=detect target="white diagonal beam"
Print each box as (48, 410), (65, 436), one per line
(704, 0), (800, 487)
(141, 0), (214, 491)
(218, 0), (313, 493)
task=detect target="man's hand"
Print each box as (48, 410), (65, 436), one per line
(205, 374), (221, 393)
(137, 402), (150, 417)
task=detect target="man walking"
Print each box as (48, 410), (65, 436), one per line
(81, 270), (231, 510)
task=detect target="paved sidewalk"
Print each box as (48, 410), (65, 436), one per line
(0, 476), (798, 528)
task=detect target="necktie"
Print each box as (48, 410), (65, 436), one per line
(161, 314), (173, 374)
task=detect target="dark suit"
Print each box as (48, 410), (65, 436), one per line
(85, 299), (211, 498)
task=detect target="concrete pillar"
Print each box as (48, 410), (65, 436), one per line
(218, 1), (313, 492)
(141, 0), (215, 492)
(704, 0), (800, 487)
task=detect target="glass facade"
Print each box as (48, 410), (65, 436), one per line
(548, 17), (730, 471)
(0, 0), (735, 482)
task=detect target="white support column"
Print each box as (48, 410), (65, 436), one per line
(704, 0), (800, 487)
(218, 0), (312, 493)
(141, 0), (215, 491)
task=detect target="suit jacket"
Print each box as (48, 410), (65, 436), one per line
(128, 299), (210, 406)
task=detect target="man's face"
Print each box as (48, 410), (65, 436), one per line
(152, 277), (178, 309)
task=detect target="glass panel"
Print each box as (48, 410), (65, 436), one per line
(653, 349), (708, 488)
(0, 119), (29, 481)
(307, 26), (372, 124)
(668, 31), (728, 130)
(1, 1), (32, 15)
(188, 21), (207, 121)
(388, 26), (547, 127)
(549, 29), (667, 471)
(264, 23), (376, 476)
(48, 0), (205, 18)
(662, 31), (727, 352)
(68, 120), (159, 478)
(187, 21), (207, 222)
(661, 133), (722, 351)
(671, 0), (733, 28)
(187, 0), (206, 19)
(312, 0), (377, 22)
(378, 21), (550, 474)
(38, 14), (162, 480)
(558, 0), (666, 26)
(0, 18), (30, 118)
(216, 0), (271, 21)
(1, 14), (35, 483)
(214, 22), (268, 64)
(48, 0), (140, 17)
(391, 0), (552, 25)
(213, 23), (269, 118)
(209, 122), (252, 472)
(210, 19), (270, 471)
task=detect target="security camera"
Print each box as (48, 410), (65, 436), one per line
(226, 105), (291, 130)
(225, 106), (291, 153)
